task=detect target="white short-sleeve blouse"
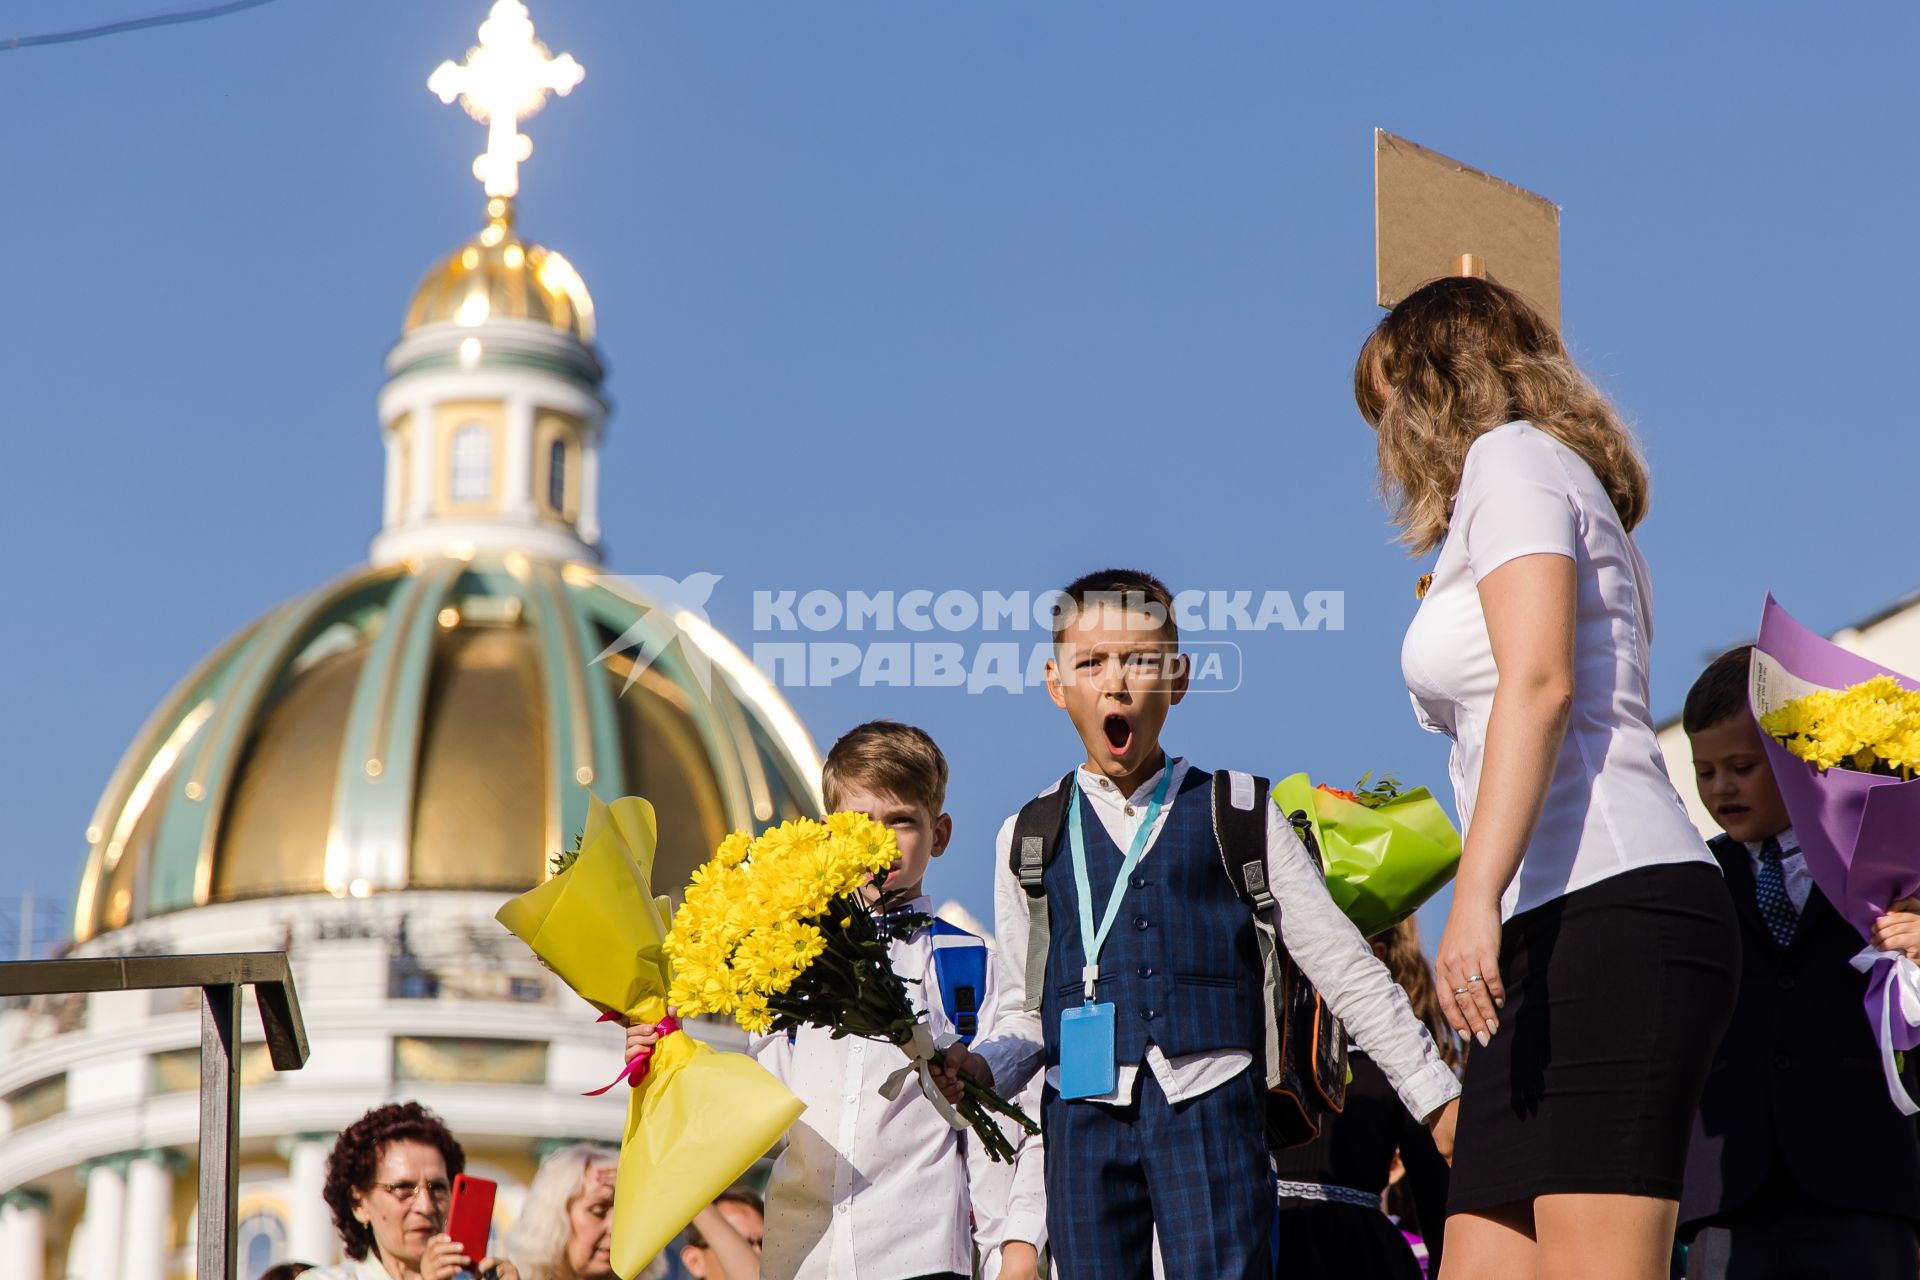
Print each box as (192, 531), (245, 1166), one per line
(1400, 421), (1709, 920)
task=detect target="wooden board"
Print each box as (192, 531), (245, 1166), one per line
(1374, 129), (1561, 327)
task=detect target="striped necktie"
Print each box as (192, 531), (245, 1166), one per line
(1753, 835), (1799, 949)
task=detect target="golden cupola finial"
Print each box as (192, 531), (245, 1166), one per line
(381, 0), (603, 571)
(483, 196), (515, 243)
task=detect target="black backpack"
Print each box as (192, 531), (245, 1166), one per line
(1009, 768), (1348, 1150)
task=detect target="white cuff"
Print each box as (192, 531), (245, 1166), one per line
(1400, 1058), (1462, 1125)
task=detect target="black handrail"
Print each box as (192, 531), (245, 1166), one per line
(0, 951), (309, 1280)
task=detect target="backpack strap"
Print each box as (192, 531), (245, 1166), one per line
(1211, 770), (1273, 912)
(1008, 773), (1075, 1013)
(928, 918), (989, 1045)
(1211, 770), (1284, 1085)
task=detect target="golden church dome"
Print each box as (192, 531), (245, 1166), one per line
(404, 199), (595, 343)
(73, 555), (820, 942)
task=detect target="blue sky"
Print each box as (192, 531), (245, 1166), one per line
(2, 0), (1915, 943)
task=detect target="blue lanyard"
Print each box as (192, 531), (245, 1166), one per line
(1067, 757), (1173, 1002)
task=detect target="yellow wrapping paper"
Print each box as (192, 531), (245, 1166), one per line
(497, 795), (804, 1277)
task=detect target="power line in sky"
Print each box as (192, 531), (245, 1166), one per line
(0, 0), (287, 53)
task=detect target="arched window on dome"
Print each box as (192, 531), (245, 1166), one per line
(237, 1209), (288, 1279)
(450, 423), (492, 505)
(547, 439), (568, 515)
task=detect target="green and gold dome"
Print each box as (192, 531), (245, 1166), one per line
(73, 35), (824, 940)
(75, 557), (819, 942)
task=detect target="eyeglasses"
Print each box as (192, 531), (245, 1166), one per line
(371, 1180), (452, 1206)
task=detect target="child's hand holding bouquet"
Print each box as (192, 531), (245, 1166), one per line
(665, 811), (1039, 1161)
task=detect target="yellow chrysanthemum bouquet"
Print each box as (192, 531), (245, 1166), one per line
(496, 796), (804, 1276)
(1754, 597), (1920, 1116)
(1761, 673), (1920, 777)
(667, 811), (1038, 1162)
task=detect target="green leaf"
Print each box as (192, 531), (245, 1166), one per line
(1349, 773), (1405, 809)
(548, 830), (586, 877)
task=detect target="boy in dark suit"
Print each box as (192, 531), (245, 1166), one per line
(1679, 645), (1920, 1279)
(945, 569), (1460, 1280)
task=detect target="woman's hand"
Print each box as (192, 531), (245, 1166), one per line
(420, 1234), (475, 1280)
(1436, 896), (1505, 1047)
(1872, 897), (1920, 962)
(421, 1234), (520, 1280)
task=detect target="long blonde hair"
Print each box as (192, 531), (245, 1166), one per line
(501, 1144), (623, 1280)
(1353, 275), (1649, 555)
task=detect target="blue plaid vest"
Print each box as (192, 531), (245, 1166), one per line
(1040, 766), (1265, 1067)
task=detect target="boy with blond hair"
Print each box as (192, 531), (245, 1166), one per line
(631, 720), (995, 1280)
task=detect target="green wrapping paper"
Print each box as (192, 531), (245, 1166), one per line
(1271, 773), (1462, 939)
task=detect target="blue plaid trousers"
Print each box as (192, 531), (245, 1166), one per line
(1043, 1066), (1274, 1279)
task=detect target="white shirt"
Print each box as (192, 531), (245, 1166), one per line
(750, 895), (992, 1280)
(1745, 825), (1813, 914)
(968, 1074), (1047, 1280)
(303, 1260), (394, 1280)
(1401, 421), (1712, 920)
(974, 758), (1460, 1124)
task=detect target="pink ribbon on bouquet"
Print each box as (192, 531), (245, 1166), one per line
(585, 1011), (681, 1096)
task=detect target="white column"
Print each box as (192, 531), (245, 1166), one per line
(577, 437), (602, 547)
(383, 428), (405, 528)
(120, 1151), (176, 1280)
(1, 1191), (50, 1280)
(503, 395), (537, 518)
(285, 1134), (338, 1265)
(408, 399), (437, 520)
(81, 1158), (127, 1280)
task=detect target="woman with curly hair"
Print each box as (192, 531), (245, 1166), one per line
(306, 1101), (520, 1280)
(1355, 275), (1739, 1280)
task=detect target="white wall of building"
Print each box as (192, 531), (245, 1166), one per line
(0, 890), (696, 1279)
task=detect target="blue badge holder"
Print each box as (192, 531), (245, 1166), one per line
(1058, 1001), (1117, 1100)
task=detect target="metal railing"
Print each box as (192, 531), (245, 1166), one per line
(0, 896), (67, 962)
(0, 951), (309, 1280)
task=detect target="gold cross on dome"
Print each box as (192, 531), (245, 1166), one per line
(428, 0), (584, 201)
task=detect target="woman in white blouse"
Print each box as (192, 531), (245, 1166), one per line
(1353, 276), (1740, 1280)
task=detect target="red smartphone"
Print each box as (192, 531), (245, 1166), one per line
(445, 1173), (497, 1270)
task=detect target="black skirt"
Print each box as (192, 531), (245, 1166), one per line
(1447, 860), (1741, 1215)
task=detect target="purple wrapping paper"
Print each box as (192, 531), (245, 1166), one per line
(1754, 595), (1920, 1059)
